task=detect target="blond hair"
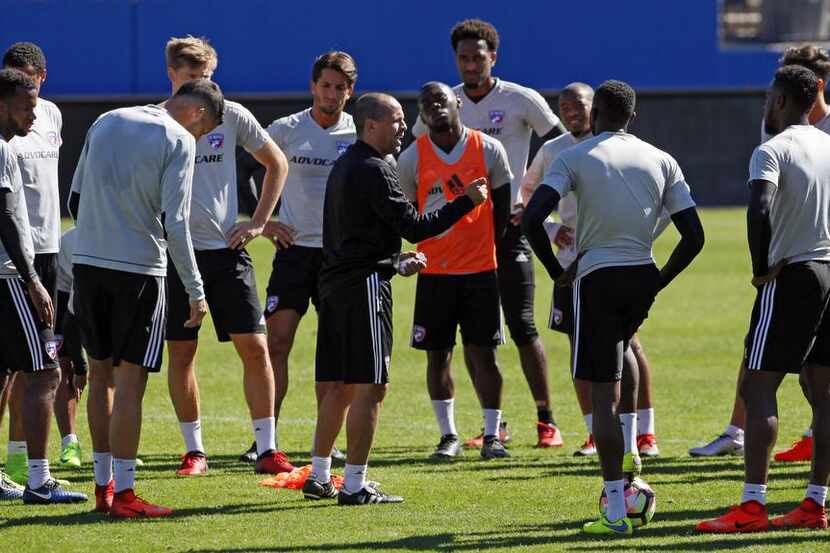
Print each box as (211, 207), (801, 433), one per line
(165, 35), (218, 71)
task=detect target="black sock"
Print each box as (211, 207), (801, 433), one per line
(537, 409), (554, 424)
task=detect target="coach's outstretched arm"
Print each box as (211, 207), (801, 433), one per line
(367, 162), (485, 243)
(658, 207), (705, 290)
(747, 179), (775, 280)
(522, 185), (564, 280)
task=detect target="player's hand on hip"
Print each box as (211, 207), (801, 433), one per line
(184, 298), (208, 328)
(27, 278), (54, 327)
(554, 225), (575, 248)
(264, 221), (297, 250)
(397, 251), (427, 277)
(72, 373), (87, 401)
(227, 220), (264, 250)
(464, 177), (489, 206)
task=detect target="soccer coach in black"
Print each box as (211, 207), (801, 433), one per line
(306, 92), (488, 505)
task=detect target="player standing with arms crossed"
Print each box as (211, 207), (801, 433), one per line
(523, 80), (704, 535)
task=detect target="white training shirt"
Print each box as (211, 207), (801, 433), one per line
(749, 124), (830, 266)
(543, 131), (696, 279)
(267, 109), (355, 248)
(0, 137), (35, 279)
(12, 99), (62, 254)
(413, 79), (560, 211)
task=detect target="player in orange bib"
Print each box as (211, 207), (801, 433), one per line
(398, 82), (513, 460)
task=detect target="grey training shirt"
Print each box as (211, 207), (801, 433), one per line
(190, 101), (269, 250)
(749, 124), (830, 267)
(70, 105), (204, 300)
(12, 99), (62, 254)
(267, 109), (355, 248)
(0, 137), (35, 279)
(543, 131), (696, 279)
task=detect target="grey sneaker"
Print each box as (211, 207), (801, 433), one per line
(431, 434), (462, 460)
(0, 470), (24, 501)
(302, 477), (339, 500)
(338, 484), (403, 506)
(689, 433), (744, 457)
(481, 436), (511, 459)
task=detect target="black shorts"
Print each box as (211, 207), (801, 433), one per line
(73, 265), (166, 372)
(411, 270), (503, 351)
(55, 289), (88, 374)
(316, 273), (392, 384)
(497, 224), (537, 346)
(34, 252), (58, 302)
(572, 264), (660, 382)
(0, 277), (59, 375)
(549, 282), (574, 335)
(167, 248), (265, 342)
(264, 245), (322, 318)
(744, 261), (830, 373)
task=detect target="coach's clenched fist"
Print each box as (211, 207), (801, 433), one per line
(464, 177), (489, 205)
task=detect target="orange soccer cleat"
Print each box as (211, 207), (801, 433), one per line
(637, 433), (660, 457)
(95, 480), (114, 513)
(696, 501), (769, 533)
(774, 436), (813, 463)
(176, 452), (208, 476)
(536, 422), (564, 448)
(771, 498), (828, 530)
(110, 489), (173, 519)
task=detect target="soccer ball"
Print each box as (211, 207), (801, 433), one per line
(599, 477), (657, 527)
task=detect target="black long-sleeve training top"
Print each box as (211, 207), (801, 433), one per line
(319, 140), (475, 299)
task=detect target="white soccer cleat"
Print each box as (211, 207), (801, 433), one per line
(688, 433), (744, 457)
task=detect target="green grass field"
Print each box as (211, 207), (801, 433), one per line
(2, 208), (825, 552)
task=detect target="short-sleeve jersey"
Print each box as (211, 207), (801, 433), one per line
(749, 124), (830, 266)
(413, 79), (559, 210)
(12, 99), (62, 254)
(189, 100), (270, 250)
(398, 128), (512, 274)
(544, 131), (696, 279)
(0, 137), (34, 278)
(267, 109), (355, 248)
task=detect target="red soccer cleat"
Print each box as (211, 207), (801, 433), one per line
(574, 434), (596, 457)
(176, 452), (208, 476)
(463, 422), (511, 449)
(637, 433), (660, 457)
(254, 450), (295, 474)
(95, 480), (114, 513)
(697, 501), (769, 533)
(536, 422), (564, 448)
(771, 498), (828, 529)
(109, 489), (173, 519)
(774, 436), (813, 462)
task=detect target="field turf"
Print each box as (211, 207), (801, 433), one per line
(1, 208), (825, 552)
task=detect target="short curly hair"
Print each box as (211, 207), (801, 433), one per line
(774, 65), (819, 114)
(450, 19), (499, 52)
(0, 68), (36, 100)
(595, 80), (636, 125)
(780, 45), (830, 81)
(2, 42), (46, 74)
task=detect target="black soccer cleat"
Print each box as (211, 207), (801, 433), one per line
(481, 435), (511, 460)
(239, 441), (257, 463)
(430, 434), (462, 460)
(337, 484), (403, 506)
(302, 477), (339, 500)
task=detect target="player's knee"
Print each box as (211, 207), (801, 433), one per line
(26, 367), (60, 395)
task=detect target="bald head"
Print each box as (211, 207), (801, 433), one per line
(561, 82), (594, 102)
(354, 92), (407, 155)
(558, 82), (594, 137)
(418, 81), (462, 134)
(354, 92), (397, 136)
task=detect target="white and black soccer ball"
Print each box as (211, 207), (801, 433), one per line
(599, 477), (657, 527)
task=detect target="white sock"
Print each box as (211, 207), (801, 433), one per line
(8, 441), (27, 456)
(61, 434), (79, 449)
(725, 424), (745, 441)
(620, 412), (637, 454)
(310, 456), (331, 484)
(806, 484), (828, 506)
(483, 409), (502, 438)
(27, 459), (50, 489)
(343, 463), (367, 494)
(252, 417), (276, 455)
(431, 399), (457, 437)
(584, 414), (593, 435)
(741, 483), (768, 505)
(93, 451), (113, 486)
(179, 420), (205, 454)
(804, 427), (814, 438)
(604, 479), (627, 521)
(636, 408), (654, 436)
(113, 458), (137, 494)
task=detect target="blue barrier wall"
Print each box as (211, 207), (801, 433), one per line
(2, 0), (781, 95)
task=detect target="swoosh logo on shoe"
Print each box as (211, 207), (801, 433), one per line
(734, 521), (758, 529)
(27, 489), (51, 500)
(606, 520), (629, 532)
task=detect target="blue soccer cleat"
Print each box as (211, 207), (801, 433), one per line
(23, 478), (88, 504)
